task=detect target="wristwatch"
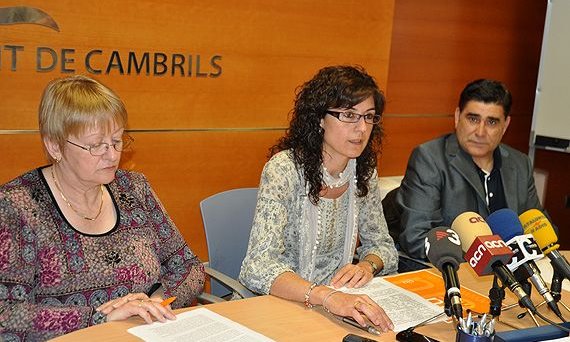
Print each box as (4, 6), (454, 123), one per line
(362, 259), (378, 274)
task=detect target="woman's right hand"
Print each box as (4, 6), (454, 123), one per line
(323, 291), (394, 333)
(96, 293), (176, 324)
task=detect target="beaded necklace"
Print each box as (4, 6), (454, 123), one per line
(322, 159), (355, 188)
(51, 167), (104, 221)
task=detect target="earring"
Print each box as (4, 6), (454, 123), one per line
(55, 156), (61, 163)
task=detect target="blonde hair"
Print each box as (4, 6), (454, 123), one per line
(39, 75), (128, 162)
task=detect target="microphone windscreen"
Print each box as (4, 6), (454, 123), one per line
(424, 227), (463, 272)
(520, 209), (559, 255)
(464, 235), (513, 275)
(487, 208), (524, 241)
(451, 211), (492, 252)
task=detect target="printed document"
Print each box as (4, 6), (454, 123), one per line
(339, 276), (444, 332)
(127, 307), (275, 342)
(384, 270), (490, 314)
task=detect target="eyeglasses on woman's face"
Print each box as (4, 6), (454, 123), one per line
(326, 110), (381, 124)
(66, 134), (134, 156)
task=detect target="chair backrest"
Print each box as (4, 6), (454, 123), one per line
(381, 186), (401, 243)
(200, 188), (258, 297)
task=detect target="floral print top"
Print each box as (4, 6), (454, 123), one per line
(0, 168), (205, 341)
(239, 150), (398, 294)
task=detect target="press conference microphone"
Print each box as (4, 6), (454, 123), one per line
(487, 209), (562, 319)
(451, 211), (537, 314)
(520, 209), (570, 282)
(424, 227), (464, 320)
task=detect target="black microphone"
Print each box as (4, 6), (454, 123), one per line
(424, 226), (464, 320)
(551, 271), (564, 303)
(487, 209), (562, 319)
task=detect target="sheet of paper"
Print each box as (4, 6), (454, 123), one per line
(384, 270), (490, 315)
(127, 307), (275, 342)
(338, 276), (444, 332)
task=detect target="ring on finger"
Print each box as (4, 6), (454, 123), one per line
(138, 299), (146, 307)
(354, 300), (362, 310)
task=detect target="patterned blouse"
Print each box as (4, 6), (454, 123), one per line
(239, 151), (398, 294)
(0, 168), (205, 341)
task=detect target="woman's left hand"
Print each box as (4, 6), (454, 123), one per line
(330, 263), (373, 289)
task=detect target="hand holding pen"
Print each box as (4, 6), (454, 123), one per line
(96, 292), (177, 324)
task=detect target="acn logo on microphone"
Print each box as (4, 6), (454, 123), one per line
(465, 235), (513, 275)
(469, 240), (509, 267)
(468, 216), (485, 224)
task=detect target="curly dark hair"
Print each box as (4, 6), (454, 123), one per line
(270, 65), (385, 205)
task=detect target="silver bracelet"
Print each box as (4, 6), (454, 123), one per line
(322, 290), (341, 313)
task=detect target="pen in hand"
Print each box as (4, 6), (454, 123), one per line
(341, 316), (381, 336)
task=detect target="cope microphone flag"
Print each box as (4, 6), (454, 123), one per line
(520, 208), (570, 281)
(451, 212), (536, 313)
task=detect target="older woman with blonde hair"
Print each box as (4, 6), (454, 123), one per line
(0, 75), (205, 341)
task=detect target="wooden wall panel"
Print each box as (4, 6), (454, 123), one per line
(385, 0), (546, 116)
(0, 134), (49, 182)
(0, 0), (395, 130)
(379, 116), (454, 175)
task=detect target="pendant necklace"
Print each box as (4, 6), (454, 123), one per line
(51, 167), (104, 221)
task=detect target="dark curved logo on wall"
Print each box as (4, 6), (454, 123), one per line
(0, 6), (223, 77)
(0, 6), (59, 31)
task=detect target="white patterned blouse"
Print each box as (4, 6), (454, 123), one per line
(239, 150), (398, 295)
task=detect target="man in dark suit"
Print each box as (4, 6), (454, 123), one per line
(395, 79), (543, 259)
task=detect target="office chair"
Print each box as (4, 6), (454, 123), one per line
(381, 186), (432, 273)
(198, 188), (258, 302)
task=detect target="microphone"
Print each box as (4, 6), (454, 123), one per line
(487, 209), (562, 318)
(451, 211), (537, 314)
(520, 209), (570, 281)
(424, 226), (464, 320)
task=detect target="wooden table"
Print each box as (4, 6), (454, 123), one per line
(51, 263), (570, 341)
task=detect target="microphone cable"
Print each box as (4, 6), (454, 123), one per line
(534, 311), (570, 333)
(402, 310), (446, 333)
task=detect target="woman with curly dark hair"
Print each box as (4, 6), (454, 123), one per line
(240, 65), (398, 332)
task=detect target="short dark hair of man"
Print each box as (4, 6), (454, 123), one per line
(458, 79), (512, 117)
